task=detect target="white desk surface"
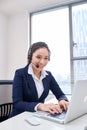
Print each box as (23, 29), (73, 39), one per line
(0, 111), (87, 130)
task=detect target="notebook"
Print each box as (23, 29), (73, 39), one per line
(33, 80), (87, 124)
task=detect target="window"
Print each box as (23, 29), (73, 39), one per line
(30, 1), (87, 94)
(72, 3), (87, 82)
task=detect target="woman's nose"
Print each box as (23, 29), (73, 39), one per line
(39, 59), (45, 64)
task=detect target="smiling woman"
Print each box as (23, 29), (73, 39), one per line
(9, 41), (68, 118)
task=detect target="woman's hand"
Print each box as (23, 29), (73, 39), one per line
(59, 100), (69, 111)
(37, 100), (69, 114)
(37, 103), (63, 114)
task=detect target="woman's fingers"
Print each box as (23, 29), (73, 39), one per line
(37, 102), (69, 115)
(43, 103), (62, 114)
(37, 103), (60, 114)
(59, 100), (69, 111)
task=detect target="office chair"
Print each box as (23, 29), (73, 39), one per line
(0, 102), (13, 122)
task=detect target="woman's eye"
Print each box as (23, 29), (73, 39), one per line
(44, 57), (48, 60)
(36, 56), (41, 59)
(36, 56), (49, 60)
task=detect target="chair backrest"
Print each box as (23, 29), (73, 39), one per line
(0, 102), (13, 122)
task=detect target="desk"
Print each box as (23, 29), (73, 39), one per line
(0, 111), (87, 130)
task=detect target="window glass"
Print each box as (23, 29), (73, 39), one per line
(31, 7), (71, 94)
(72, 3), (87, 57)
(72, 3), (87, 82)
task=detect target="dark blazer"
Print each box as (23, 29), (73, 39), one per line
(10, 65), (68, 117)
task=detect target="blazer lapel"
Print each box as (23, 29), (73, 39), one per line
(27, 74), (38, 100)
(39, 78), (49, 100)
(24, 65), (49, 101)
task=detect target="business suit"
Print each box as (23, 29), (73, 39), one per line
(10, 65), (68, 117)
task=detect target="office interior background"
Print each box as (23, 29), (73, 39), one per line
(0, 0), (87, 104)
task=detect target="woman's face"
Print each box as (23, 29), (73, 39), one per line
(32, 48), (49, 71)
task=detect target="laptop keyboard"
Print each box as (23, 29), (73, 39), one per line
(47, 111), (66, 119)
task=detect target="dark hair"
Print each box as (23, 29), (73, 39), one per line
(27, 42), (51, 65)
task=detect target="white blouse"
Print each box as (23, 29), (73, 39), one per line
(28, 63), (48, 98)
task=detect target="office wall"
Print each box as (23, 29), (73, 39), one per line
(0, 12), (29, 103)
(0, 13), (8, 79)
(0, 85), (12, 104)
(7, 12), (29, 79)
(0, 12), (30, 80)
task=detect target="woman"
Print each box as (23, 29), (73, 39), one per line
(10, 42), (69, 117)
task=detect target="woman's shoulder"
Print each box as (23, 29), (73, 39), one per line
(15, 65), (28, 74)
(45, 70), (53, 76)
(46, 70), (56, 79)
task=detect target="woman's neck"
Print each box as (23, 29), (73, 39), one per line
(32, 66), (41, 79)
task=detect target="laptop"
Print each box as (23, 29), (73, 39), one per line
(33, 80), (87, 124)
